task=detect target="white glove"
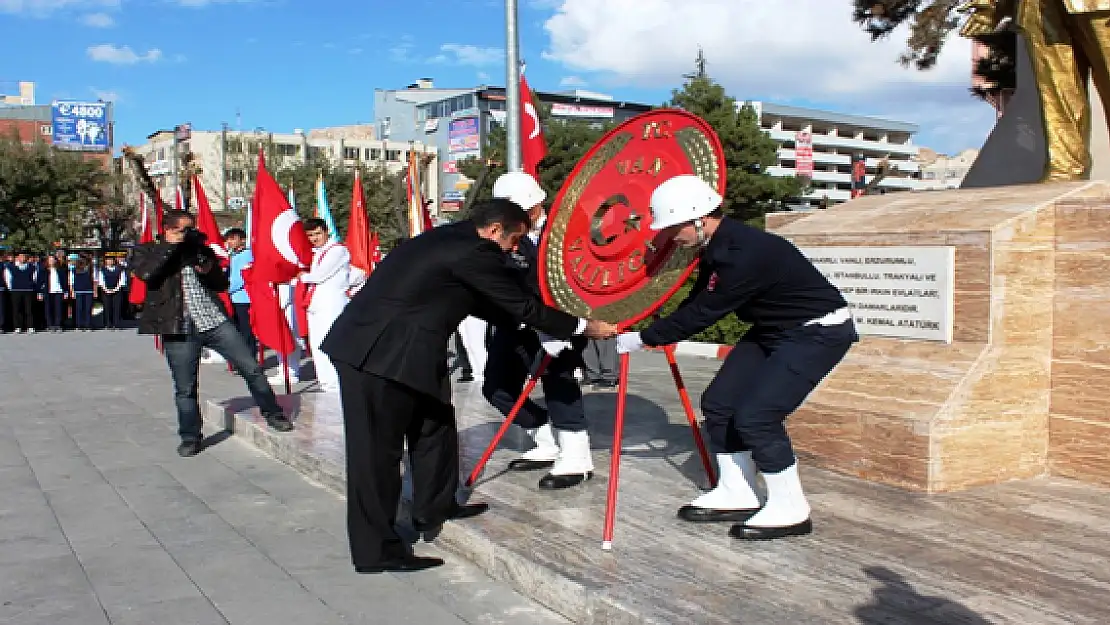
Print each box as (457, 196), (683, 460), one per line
(616, 331), (645, 354)
(537, 332), (572, 356)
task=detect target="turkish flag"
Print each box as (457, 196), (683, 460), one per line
(293, 280), (311, 339)
(422, 201), (434, 232)
(345, 169), (373, 276)
(520, 74), (547, 176)
(241, 265), (296, 355)
(193, 178), (232, 315)
(250, 150), (312, 284)
(174, 186), (183, 211)
(128, 192), (151, 306)
(370, 232), (382, 268)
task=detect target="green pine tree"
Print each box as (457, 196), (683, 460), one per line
(456, 104), (613, 213)
(0, 131), (113, 252)
(667, 52), (806, 226)
(272, 160), (408, 251)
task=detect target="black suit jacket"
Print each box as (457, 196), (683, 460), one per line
(320, 221), (581, 401)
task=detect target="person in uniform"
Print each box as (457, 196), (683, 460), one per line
(299, 218), (351, 394)
(615, 175), (857, 540)
(481, 171), (593, 489)
(320, 198), (617, 574)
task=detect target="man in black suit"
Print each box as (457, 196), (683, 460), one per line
(320, 198), (618, 574)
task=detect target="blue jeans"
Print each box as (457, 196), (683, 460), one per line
(74, 293), (93, 329)
(163, 321), (283, 443)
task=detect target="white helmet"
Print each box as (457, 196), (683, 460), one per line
(649, 174), (723, 230)
(492, 171), (547, 210)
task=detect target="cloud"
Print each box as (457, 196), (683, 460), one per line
(0, 0), (119, 16)
(90, 87), (121, 102)
(173, 0), (256, 6)
(559, 75), (586, 88)
(80, 12), (114, 27)
(87, 43), (162, 64)
(349, 47), (363, 55)
(390, 35), (415, 62)
(431, 43), (502, 66)
(539, 0), (993, 152)
(477, 71), (491, 83)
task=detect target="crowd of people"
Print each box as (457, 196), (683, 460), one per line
(0, 250), (130, 334)
(18, 169), (857, 575)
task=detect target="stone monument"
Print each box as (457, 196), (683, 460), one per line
(766, 182), (1110, 492)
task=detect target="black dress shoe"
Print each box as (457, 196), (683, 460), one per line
(265, 414), (294, 432)
(457, 373), (474, 383)
(355, 556), (445, 573)
(177, 441), (202, 457)
(412, 502), (489, 532)
(507, 458), (555, 472)
(677, 505), (760, 523)
(538, 472), (592, 490)
(728, 519), (813, 540)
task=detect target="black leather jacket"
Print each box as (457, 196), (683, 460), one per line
(129, 240), (228, 335)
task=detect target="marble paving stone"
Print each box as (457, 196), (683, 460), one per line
(208, 363), (1110, 625)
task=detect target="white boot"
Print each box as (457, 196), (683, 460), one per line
(730, 463), (813, 540)
(678, 452), (763, 522)
(539, 429), (593, 489)
(508, 423), (560, 470)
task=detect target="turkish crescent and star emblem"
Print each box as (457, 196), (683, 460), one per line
(538, 109), (727, 326)
(524, 101), (541, 140)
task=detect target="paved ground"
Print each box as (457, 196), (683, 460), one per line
(0, 328), (687, 625)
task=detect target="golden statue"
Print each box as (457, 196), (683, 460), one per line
(960, 0), (1110, 181)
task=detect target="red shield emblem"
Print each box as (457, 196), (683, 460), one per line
(538, 109), (726, 326)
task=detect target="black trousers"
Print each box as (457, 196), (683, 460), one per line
(452, 332), (471, 376)
(45, 293), (65, 329)
(481, 327), (587, 432)
(102, 292), (123, 328)
(232, 303), (257, 357)
(336, 362), (459, 567)
(700, 321), (857, 473)
(9, 292), (34, 331)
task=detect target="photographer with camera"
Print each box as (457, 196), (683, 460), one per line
(130, 211), (293, 457)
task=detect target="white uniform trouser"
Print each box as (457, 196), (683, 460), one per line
(308, 305), (343, 392)
(458, 316), (488, 380)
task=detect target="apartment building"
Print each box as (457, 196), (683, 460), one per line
(130, 125), (437, 212)
(743, 101), (925, 207)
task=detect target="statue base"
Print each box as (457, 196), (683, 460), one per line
(768, 182), (1110, 492)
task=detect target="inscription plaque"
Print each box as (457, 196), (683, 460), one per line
(798, 246), (956, 343)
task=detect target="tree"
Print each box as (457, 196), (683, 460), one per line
(457, 107), (613, 211)
(90, 165), (141, 251)
(0, 132), (113, 252)
(272, 160), (408, 251)
(852, 1), (1016, 103)
(668, 53), (806, 226)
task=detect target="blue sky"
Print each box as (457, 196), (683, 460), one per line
(0, 0), (995, 154)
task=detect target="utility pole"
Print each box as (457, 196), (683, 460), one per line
(505, 0), (522, 172)
(221, 122), (229, 212)
(171, 130), (179, 205)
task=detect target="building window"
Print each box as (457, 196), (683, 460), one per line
(369, 148), (382, 161)
(417, 107), (428, 122)
(385, 149), (401, 161)
(275, 143), (299, 157)
(228, 169), (246, 183)
(308, 146), (329, 161)
(343, 147), (360, 160)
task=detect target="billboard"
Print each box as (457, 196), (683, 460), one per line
(448, 117), (480, 160)
(51, 100), (110, 151)
(794, 130), (814, 178)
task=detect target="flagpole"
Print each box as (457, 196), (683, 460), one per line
(273, 284), (292, 395)
(505, 0), (522, 172)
